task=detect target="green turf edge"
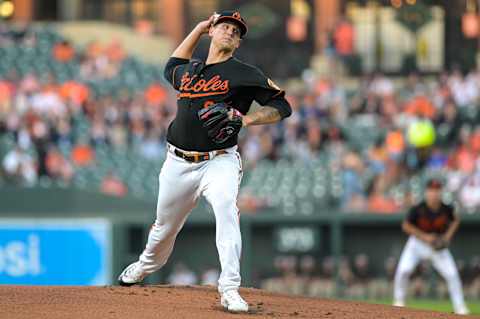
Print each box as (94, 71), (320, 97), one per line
(364, 299), (480, 316)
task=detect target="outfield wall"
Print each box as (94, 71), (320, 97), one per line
(1, 188), (479, 290)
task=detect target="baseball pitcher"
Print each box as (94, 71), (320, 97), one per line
(118, 10), (292, 313)
(393, 178), (469, 315)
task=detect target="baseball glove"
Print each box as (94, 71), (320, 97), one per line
(432, 236), (448, 251)
(198, 103), (243, 144)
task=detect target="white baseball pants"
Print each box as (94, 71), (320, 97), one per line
(137, 145), (243, 293)
(393, 236), (468, 313)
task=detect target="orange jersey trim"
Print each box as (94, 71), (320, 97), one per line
(178, 90), (229, 98)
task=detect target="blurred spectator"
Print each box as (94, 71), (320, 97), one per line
(385, 129), (405, 160)
(261, 256), (303, 295)
(368, 256), (397, 300)
(448, 136), (477, 174)
(467, 256), (480, 300)
(237, 189), (271, 214)
(259, 253), (480, 301)
(52, 40), (75, 63)
(45, 145), (74, 183)
(341, 151), (367, 212)
(79, 41), (121, 80)
(60, 81), (90, 107)
(458, 168), (480, 213)
(449, 69), (479, 108)
(333, 17), (354, 59)
(0, 22), (36, 46)
(308, 256), (336, 298)
(104, 40), (126, 63)
(0, 79), (14, 113)
(347, 254), (371, 299)
(51, 118), (73, 147)
(71, 141), (95, 166)
(302, 120), (324, 158)
(2, 145), (37, 186)
(200, 268), (220, 286)
(109, 121), (129, 149)
(434, 101), (461, 147)
(166, 262), (198, 285)
(367, 139), (388, 174)
(144, 83), (167, 106)
(31, 84), (66, 116)
(101, 171), (128, 197)
(298, 255), (316, 295)
(401, 72), (427, 99)
(139, 130), (164, 160)
(338, 257), (355, 296)
(241, 126), (270, 167)
(90, 117), (108, 146)
(405, 95), (436, 119)
(369, 73), (395, 98)
(426, 147), (448, 170)
(367, 175), (400, 214)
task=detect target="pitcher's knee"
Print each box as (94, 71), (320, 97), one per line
(212, 195), (237, 211)
(212, 201), (239, 222)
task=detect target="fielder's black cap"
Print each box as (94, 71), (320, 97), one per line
(426, 178), (443, 189)
(212, 10), (248, 38)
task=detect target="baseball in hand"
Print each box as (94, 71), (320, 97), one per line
(212, 12), (220, 24)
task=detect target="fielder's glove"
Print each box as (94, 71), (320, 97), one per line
(432, 236), (448, 251)
(198, 103), (243, 144)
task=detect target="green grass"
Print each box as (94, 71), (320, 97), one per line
(366, 299), (480, 316)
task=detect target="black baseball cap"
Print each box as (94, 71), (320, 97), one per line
(212, 10), (248, 38)
(426, 178), (443, 189)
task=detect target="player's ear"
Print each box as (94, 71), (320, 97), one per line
(208, 25), (215, 37)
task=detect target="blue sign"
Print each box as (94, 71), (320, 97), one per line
(0, 219), (111, 285)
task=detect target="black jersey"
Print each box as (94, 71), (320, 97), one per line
(406, 201), (455, 234)
(163, 57), (292, 152)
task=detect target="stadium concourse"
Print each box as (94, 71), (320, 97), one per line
(1, 24), (480, 303)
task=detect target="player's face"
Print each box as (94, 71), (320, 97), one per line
(425, 187), (442, 206)
(209, 22), (241, 52)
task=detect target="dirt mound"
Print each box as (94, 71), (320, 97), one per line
(0, 285), (475, 318)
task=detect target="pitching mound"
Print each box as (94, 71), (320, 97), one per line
(0, 285), (475, 318)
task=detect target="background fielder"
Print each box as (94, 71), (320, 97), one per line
(393, 178), (469, 315)
(117, 10), (292, 313)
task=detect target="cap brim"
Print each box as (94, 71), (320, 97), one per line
(214, 16), (248, 37)
(427, 182), (443, 189)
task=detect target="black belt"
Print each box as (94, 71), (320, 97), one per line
(173, 148), (227, 163)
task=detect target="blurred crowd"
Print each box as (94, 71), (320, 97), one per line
(258, 254), (480, 301)
(1, 24), (480, 213)
(240, 70), (480, 214)
(163, 254), (480, 301)
(165, 262), (220, 287)
(0, 24), (172, 197)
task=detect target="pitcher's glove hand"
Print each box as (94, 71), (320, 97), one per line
(198, 103), (243, 144)
(432, 236), (449, 251)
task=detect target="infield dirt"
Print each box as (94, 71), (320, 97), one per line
(0, 285), (477, 318)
